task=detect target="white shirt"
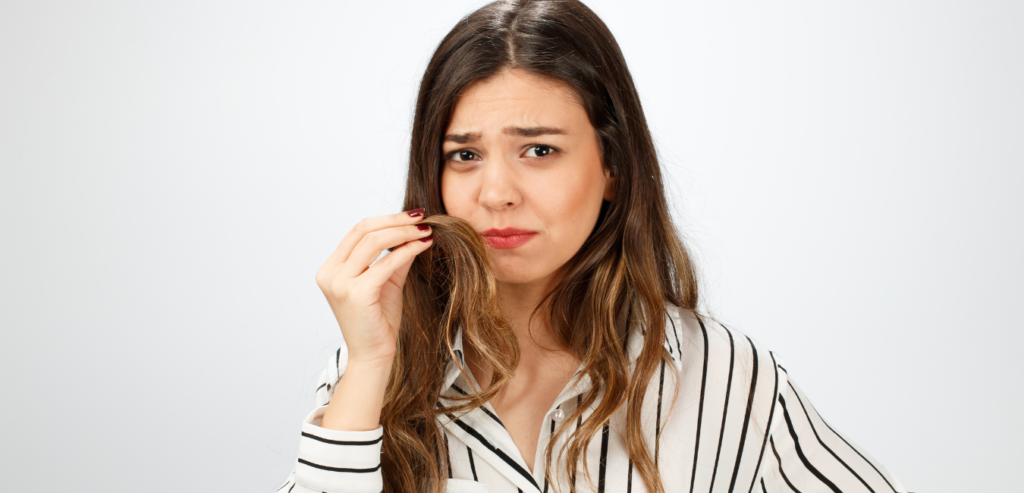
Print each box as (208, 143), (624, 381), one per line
(277, 305), (908, 493)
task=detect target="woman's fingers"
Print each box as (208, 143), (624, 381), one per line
(339, 223), (432, 279)
(313, 209), (431, 370)
(327, 209), (425, 266)
(356, 233), (433, 292)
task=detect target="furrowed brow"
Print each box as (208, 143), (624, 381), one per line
(443, 132), (481, 144)
(503, 126), (566, 137)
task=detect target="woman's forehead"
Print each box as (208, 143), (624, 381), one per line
(445, 69), (587, 136)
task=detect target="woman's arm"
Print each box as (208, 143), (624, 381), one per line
(277, 209), (434, 493)
(275, 346), (387, 493)
(756, 364), (908, 493)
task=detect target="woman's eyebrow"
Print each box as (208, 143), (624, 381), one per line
(443, 126), (567, 144)
(503, 125), (566, 137)
(444, 132), (481, 144)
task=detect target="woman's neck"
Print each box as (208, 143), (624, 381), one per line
(495, 270), (562, 351)
(466, 269), (580, 390)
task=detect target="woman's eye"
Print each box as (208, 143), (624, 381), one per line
(525, 145), (555, 158)
(451, 150), (477, 162)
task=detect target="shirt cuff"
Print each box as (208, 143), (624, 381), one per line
(294, 406), (384, 493)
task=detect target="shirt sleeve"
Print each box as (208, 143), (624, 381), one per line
(275, 344), (386, 493)
(755, 360), (909, 493)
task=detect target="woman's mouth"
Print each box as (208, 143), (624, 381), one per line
(480, 228), (538, 249)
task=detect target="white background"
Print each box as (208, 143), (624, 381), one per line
(1, 1), (1020, 491)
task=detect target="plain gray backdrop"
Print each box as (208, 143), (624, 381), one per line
(1, 1), (1021, 491)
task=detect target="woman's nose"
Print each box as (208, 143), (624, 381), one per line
(478, 156), (521, 211)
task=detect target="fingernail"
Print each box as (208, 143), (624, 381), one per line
(416, 224), (430, 231)
(419, 235), (433, 242)
(407, 208), (425, 217)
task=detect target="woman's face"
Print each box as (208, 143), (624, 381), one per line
(440, 68), (615, 287)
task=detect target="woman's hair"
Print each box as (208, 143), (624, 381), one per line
(382, 1), (700, 492)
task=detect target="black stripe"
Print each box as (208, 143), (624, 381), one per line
(336, 347), (341, 376)
(467, 446), (478, 481)
(288, 483), (294, 493)
(809, 390), (899, 493)
(543, 415), (556, 493)
(598, 423), (610, 493)
(451, 384), (507, 429)
(787, 381), (875, 492)
(779, 395), (841, 493)
(668, 310), (682, 357)
(315, 382), (327, 393)
(572, 395), (582, 489)
(447, 414), (541, 489)
(770, 436), (803, 493)
(708, 323), (737, 492)
(655, 358), (666, 464)
(760, 478), (768, 493)
(627, 459), (634, 493)
(297, 458), (381, 473)
(444, 433), (453, 478)
(727, 333), (760, 493)
(689, 316), (710, 493)
(747, 351), (780, 493)
(301, 431), (382, 446)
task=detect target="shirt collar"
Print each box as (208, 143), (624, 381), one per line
(660, 303), (686, 372)
(441, 304), (684, 394)
(442, 326), (468, 391)
(609, 301), (685, 374)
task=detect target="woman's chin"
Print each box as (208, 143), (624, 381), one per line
(492, 270), (536, 285)
(491, 263), (541, 285)
(491, 259), (561, 287)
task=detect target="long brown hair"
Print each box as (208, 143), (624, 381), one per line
(383, 1), (700, 492)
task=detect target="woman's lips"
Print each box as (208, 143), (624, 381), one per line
(481, 228), (538, 249)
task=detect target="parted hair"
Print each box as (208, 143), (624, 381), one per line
(382, 1), (700, 492)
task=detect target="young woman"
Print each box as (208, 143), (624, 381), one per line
(278, 1), (907, 492)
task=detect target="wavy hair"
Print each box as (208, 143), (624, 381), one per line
(381, 1), (700, 492)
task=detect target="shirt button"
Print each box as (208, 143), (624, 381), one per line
(551, 409), (564, 422)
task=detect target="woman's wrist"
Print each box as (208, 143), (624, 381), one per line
(320, 359), (393, 431)
(346, 353), (396, 372)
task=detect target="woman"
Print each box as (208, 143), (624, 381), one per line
(279, 1), (908, 492)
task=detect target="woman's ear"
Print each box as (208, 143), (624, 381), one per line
(603, 167), (616, 201)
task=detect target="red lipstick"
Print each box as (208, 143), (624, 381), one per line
(480, 228), (538, 249)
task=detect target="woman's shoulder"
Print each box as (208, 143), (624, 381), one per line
(660, 310), (907, 492)
(663, 303), (788, 401)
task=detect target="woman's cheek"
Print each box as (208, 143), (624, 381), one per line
(440, 171), (475, 216)
(533, 166), (586, 215)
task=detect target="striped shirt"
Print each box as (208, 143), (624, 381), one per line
(278, 305), (908, 493)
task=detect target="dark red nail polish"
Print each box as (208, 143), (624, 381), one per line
(419, 235), (433, 242)
(407, 208), (425, 217)
(416, 224), (430, 231)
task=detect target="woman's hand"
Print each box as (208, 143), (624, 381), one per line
(315, 208), (433, 368)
